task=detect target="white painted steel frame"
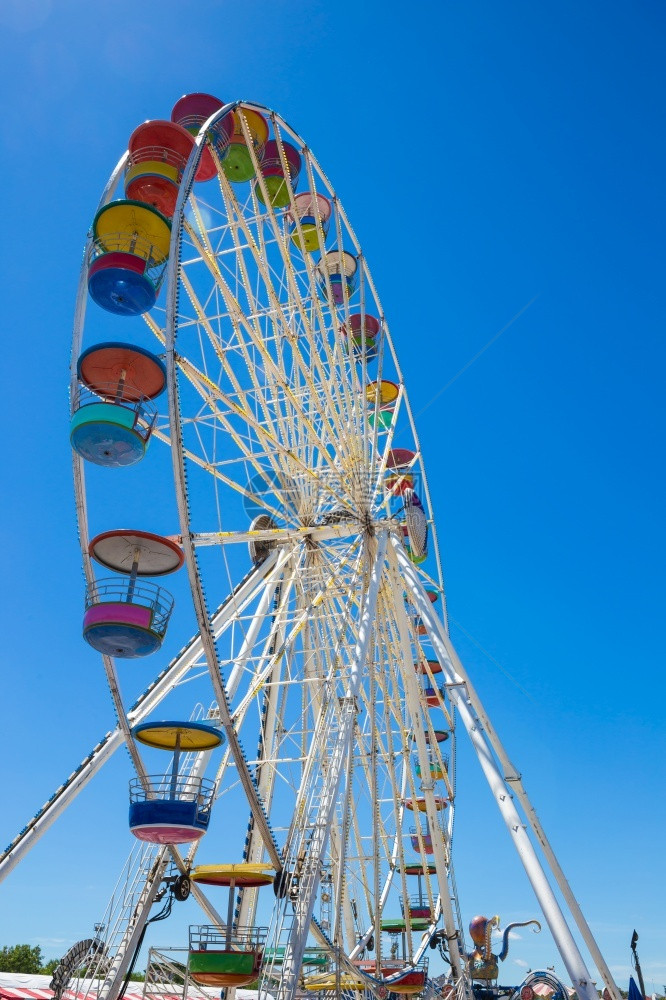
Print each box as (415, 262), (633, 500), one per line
(269, 531), (388, 1000)
(159, 100), (457, 1000)
(384, 562), (471, 996)
(393, 535), (619, 1000)
(0, 550), (286, 883)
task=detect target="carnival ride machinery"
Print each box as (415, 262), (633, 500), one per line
(0, 94), (621, 1000)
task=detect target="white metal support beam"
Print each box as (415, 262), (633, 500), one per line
(393, 534), (613, 1000)
(386, 544), (472, 997)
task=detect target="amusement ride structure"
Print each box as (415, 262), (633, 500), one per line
(0, 95), (621, 1000)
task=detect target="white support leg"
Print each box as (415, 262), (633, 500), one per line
(392, 535), (609, 1000)
(441, 639), (622, 1000)
(101, 745), (227, 1000)
(386, 544), (472, 997)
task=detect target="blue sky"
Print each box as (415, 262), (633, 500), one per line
(0, 0), (664, 991)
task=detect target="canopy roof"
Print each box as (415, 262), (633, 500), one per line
(0, 975), (268, 1000)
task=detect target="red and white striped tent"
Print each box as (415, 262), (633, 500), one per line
(0, 975), (144, 1000)
(531, 986), (577, 998)
(0, 976), (264, 1000)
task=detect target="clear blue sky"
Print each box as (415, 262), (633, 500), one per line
(0, 0), (664, 991)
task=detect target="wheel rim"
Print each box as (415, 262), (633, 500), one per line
(72, 100), (462, 996)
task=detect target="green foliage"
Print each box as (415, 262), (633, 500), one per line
(0, 944), (44, 974)
(40, 958), (61, 975)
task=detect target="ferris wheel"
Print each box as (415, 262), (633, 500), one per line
(66, 95), (468, 1000)
(0, 95), (620, 1000)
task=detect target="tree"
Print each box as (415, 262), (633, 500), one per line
(0, 944), (44, 974)
(40, 959), (60, 975)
